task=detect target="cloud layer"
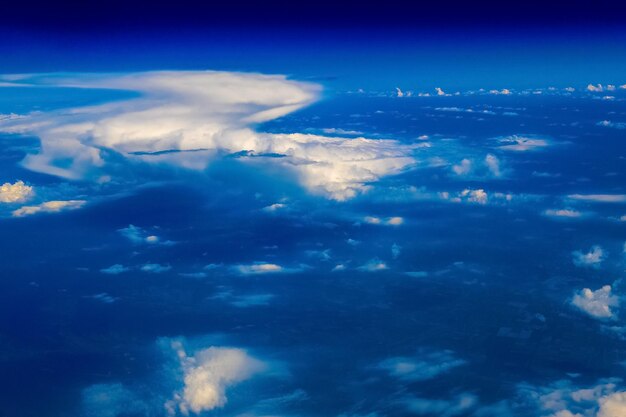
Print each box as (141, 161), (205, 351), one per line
(0, 71), (418, 200)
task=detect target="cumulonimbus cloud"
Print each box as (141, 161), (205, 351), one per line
(0, 71), (418, 200)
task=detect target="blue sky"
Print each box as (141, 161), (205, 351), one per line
(1, 2), (626, 417)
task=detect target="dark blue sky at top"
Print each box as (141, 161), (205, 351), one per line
(2, 0), (626, 90)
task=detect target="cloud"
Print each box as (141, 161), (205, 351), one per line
(598, 392), (626, 417)
(484, 154), (501, 177)
(460, 189), (488, 204)
(404, 393), (478, 416)
(517, 378), (625, 417)
(452, 159), (472, 176)
(82, 383), (149, 417)
(0, 71), (418, 201)
(543, 209), (585, 219)
(378, 349), (465, 381)
(567, 194), (626, 203)
(363, 216), (404, 226)
(12, 200), (86, 217)
(100, 264), (130, 274)
(166, 341), (265, 415)
(571, 285), (619, 319)
(597, 120), (626, 130)
(0, 180), (34, 203)
(261, 203), (287, 212)
(391, 243), (401, 259)
(229, 294), (275, 308)
(118, 224), (173, 245)
(572, 245), (605, 268)
(141, 263), (172, 273)
(233, 262), (293, 275)
(357, 258), (388, 272)
(496, 135), (551, 151)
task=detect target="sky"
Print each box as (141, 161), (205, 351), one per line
(1, 2), (626, 417)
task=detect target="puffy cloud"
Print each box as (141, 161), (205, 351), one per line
(100, 264), (130, 274)
(460, 189), (488, 204)
(435, 87), (447, 96)
(378, 349), (465, 381)
(571, 285), (619, 319)
(261, 203), (286, 212)
(166, 341), (265, 415)
(0, 71), (418, 201)
(117, 224), (172, 245)
(489, 89), (511, 95)
(363, 216), (404, 226)
(141, 263), (172, 273)
(517, 378), (625, 417)
(543, 209), (585, 219)
(358, 258), (388, 272)
(0, 180), (34, 203)
(572, 245), (605, 268)
(233, 262), (291, 275)
(496, 135), (550, 151)
(12, 200), (86, 217)
(484, 154), (501, 177)
(598, 392), (626, 417)
(597, 120), (626, 130)
(567, 194), (626, 203)
(452, 159), (472, 175)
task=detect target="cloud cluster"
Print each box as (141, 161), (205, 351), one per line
(572, 246), (605, 268)
(0, 71), (418, 200)
(517, 378), (626, 417)
(571, 285), (619, 319)
(363, 216), (404, 226)
(495, 135), (551, 152)
(166, 341), (265, 415)
(0, 180), (34, 203)
(12, 200), (86, 217)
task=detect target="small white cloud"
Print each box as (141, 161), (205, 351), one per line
(358, 258), (388, 272)
(332, 264), (347, 272)
(484, 154), (501, 177)
(496, 135), (550, 152)
(452, 159), (472, 176)
(363, 216), (404, 226)
(543, 209), (585, 219)
(391, 243), (401, 259)
(460, 189), (488, 204)
(435, 87), (446, 96)
(379, 349), (465, 381)
(166, 342), (265, 415)
(587, 84), (605, 92)
(572, 285), (619, 319)
(12, 200), (86, 217)
(597, 120), (626, 130)
(90, 293), (118, 304)
(100, 264), (130, 275)
(396, 87), (405, 98)
(141, 263), (172, 273)
(568, 194), (626, 203)
(262, 203), (286, 212)
(233, 262), (290, 275)
(572, 246), (605, 268)
(0, 180), (34, 203)
(229, 294), (275, 308)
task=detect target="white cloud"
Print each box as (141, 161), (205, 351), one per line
(568, 194), (626, 203)
(233, 263), (290, 275)
(572, 245), (605, 268)
(517, 378), (625, 417)
(435, 87), (447, 96)
(378, 349), (465, 381)
(496, 135), (551, 152)
(141, 263), (172, 273)
(484, 154), (501, 177)
(571, 285), (619, 319)
(460, 189), (488, 204)
(100, 264), (130, 274)
(543, 209), (585, 219)
(452, 159), (472, 176)
(0, 71), (418, 201)
(261, 203), (286, 212)
(363, 216), (404, 226)
(597, 120), (626, 130)
(0, 180), (34, 203)
(598, 392), (626, 417)
(358, 258), (388, 272)
(118, 224), (167, 244)
(12, 200), (86, 217)
(166, 341), (265, 415)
